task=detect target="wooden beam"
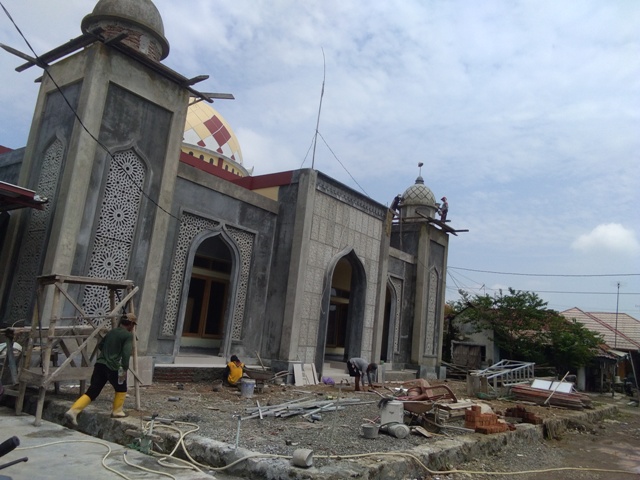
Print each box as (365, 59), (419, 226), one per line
(15, 33), (98, 72)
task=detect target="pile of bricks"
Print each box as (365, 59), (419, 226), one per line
(504, 405), (544, 425)
(464, 405), (509, 434)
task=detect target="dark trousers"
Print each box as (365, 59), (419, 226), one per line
(85, 363), (127, 400)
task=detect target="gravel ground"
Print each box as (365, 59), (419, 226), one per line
(126, 381), (461, 457)
(52, 379), (640, 479)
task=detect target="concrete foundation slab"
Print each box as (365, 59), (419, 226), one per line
(0, 407), (217, 479)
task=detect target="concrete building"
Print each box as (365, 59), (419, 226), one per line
(0, 0), (455, 380)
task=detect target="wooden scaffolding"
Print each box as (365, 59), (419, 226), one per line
(12, 274), (140, 426)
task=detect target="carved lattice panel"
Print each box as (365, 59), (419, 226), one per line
(82, 150), (145, 322)
(389, 276), (403, 354)
(424, 269), (439, 355)
(162, 213), (254, 340)
(9, 138), (64, 323)
(225, 226), (253, 340)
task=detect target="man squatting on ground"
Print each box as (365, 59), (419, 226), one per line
(64, 313), (136, 425)
(347, 357), (377, 391)
(224, 355), (245, 386)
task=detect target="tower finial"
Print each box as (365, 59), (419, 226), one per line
(418, 162), (424, 176)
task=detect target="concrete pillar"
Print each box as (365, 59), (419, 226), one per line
(279, 169), (317, 362)
(577, 366), (586, 391)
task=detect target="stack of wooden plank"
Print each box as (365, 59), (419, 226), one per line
(435, 401), (476, 421)
(510, 384), (592, 409)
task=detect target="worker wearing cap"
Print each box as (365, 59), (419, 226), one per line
(438, 196), (448, 222)
(64, 313), (136, 425)
(224, 355), (245, 386)
(347, 357), (377, 391)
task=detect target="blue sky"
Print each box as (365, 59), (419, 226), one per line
(1, 0), (638, 316)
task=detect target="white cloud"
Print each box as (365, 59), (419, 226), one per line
(571, 224), (640, 255)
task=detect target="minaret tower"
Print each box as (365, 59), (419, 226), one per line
(1, 0), (190, 349)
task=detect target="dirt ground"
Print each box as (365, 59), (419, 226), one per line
(444, 405), (640, 479)
(53, 379), (640, 479)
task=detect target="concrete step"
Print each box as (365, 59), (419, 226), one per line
(383, 368), (417, 382)
(320, 364), (418, 385)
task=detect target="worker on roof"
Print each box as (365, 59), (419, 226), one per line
(438, 196), (449, 222)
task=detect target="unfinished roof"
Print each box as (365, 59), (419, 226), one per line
(561, 307), (640, 351)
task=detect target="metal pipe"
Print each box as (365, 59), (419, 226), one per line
(234, 415), (242, 449)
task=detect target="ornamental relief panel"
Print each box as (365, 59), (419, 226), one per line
(424, 269), (439, 356)
(162, 212), (253, 341)
(82, 149), (145, 323)
(9, 138), (64, 323)
(389, 276), (403, 354)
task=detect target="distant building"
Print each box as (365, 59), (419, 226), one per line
(0, 0), (456, 380)
(561, 307), (640, 392)
(560, 308), (640, 353)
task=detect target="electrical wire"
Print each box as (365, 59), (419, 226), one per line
(13, 421), (639, 478)
(16, 439), (133, 480)
(446, 271), (464, 291)
(316, 131), (370, 197)
(0, 1), (184, 224)
(3, 2), (374, 227)
(449, 266), (639, 278)
(138, 416), (639, 477)
(122, 451), (177, 479)
(2, 3), (635, 290)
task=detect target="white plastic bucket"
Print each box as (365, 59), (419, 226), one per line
(381, 400), (404, 425)
(240, 379), (256, 398)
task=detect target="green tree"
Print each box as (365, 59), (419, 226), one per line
(547, 318), (603, 373)
(451, 288), (602, 371)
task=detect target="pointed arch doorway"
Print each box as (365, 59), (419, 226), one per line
(381, 283), (394, 363)
(180, 235), (233, 354)
(316, 250), (366, 375)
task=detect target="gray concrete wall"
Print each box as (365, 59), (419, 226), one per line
(390, 221), (449, 375)
(0, 82), (82, 325)
(149, 163), (279, 361)
(306, 180), (386, 366)
(0, 147), (26, 321)
(386, 250), (416, 366)
(264, 178), (301, 363)
(70, 82), (173, 300)
(1, 41), (191, 342)
(268, 170), (390, 374)
(390, 224), (420, 366)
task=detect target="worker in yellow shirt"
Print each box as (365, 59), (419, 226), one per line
(224, 355), (245, 386)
